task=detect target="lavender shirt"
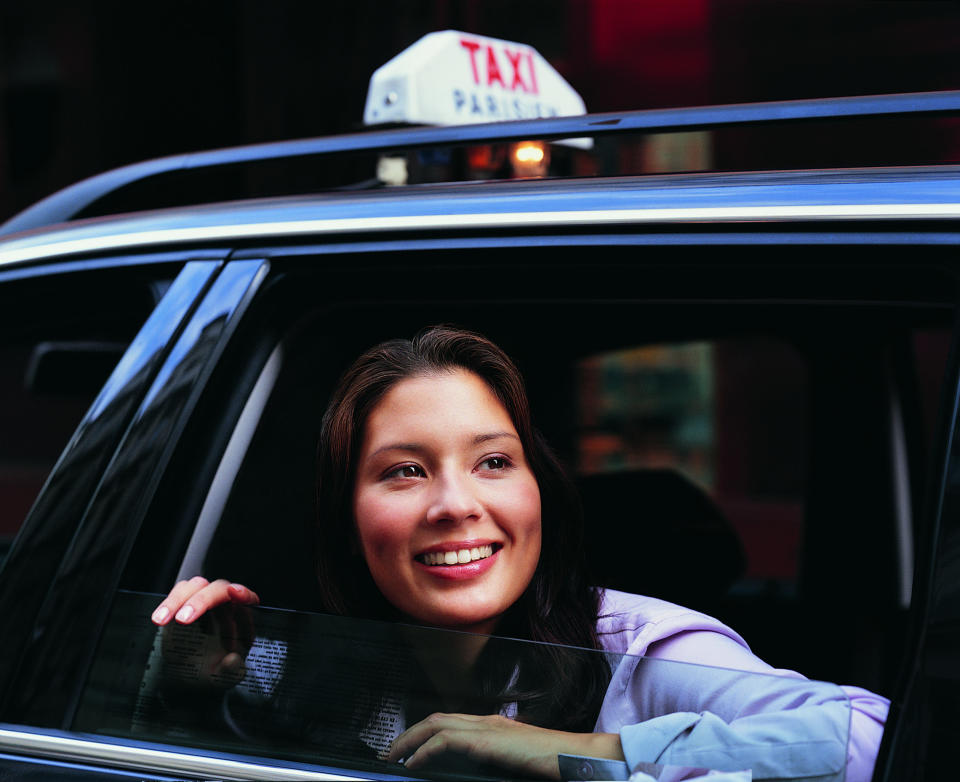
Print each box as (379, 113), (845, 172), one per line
(594, 590), (889, 782)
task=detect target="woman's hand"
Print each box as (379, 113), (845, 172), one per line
(151, 577), (260, 689)
(387, 712), (624, 780)
(151, 576), (260, 626)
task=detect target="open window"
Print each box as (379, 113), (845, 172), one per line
(67, 243), (953, 778)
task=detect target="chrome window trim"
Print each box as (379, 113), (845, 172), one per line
(0, 727), (366, 780)
(2, 202), (960, 267)
(177, 341), (285, 579)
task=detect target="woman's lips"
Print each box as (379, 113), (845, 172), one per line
(414, 543), (502, 580)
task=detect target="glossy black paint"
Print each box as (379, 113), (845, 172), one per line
(0, 260), (220, 714)
(6, 260), (269, 728)
(4, 262), (270, 724)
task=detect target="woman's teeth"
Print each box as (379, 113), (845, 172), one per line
(421, 545), (494, 566)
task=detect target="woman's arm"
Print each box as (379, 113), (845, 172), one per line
(391, 673), (855, 781)
(608, 630), (889, 782)
(391, 629), (887, 781)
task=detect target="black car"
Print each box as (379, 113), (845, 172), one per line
(0, 90), (958, 780)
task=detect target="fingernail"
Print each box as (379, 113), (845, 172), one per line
(175, 605), (195, 623)
(152, 606), (169, 624)
(229, 583), (244, 592)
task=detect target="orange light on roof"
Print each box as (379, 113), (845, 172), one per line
(510, 141), (549, 178)
(513, 142), (545, 164)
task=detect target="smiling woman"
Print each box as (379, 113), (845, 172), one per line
(152, 326), (889, 781)
(351, 370), (542, 635)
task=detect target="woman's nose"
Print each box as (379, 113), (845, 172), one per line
(425, 472), (482, 525)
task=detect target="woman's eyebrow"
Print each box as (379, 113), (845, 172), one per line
(368, 442), (425, 459)
(473, 432), (520, 445)
(368, 433), (518, 459)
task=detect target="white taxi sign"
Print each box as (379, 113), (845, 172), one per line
(363, 30), (586, 126)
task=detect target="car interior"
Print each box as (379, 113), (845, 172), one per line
(104, 244), (956, 716)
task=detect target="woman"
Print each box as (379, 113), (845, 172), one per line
(152, 326), (888, 781)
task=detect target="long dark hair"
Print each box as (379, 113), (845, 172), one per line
(315, 326), (610, 731)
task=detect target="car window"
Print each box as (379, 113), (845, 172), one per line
(75, 590), (852, 782)
(73, 250), (953, 781)
(0, 267), (166, 565)
(113, 255), (955, 687)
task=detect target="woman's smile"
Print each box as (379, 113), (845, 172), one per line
(352, 369), (542, 634)
(415, 540), (500, 566)
(415, 542), (502, 579)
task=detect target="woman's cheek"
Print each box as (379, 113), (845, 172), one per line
(505, 476), (542, 537)
(355, 490), (418, 553)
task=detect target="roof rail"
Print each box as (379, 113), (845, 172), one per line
(5, 89), (960, 237)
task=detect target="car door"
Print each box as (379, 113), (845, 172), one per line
(0, 252), (245, 779)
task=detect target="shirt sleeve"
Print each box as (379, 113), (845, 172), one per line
(608, 630), (888, 782)
(619, 701), (849, 781)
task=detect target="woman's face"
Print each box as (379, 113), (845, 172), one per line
(352, 369), (542, 634)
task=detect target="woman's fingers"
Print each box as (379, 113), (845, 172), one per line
(226, 582), (260, 606)
(388, 712), (591, 779)
(388, 713), (497, 765)
(151, 576), (210, 625)
(151, 578), (259, 625)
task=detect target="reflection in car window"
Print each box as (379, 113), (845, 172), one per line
(77, 591), (851, 781)
(0, 270), (161, 566)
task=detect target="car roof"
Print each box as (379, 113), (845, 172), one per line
(1, 165), (960, 269)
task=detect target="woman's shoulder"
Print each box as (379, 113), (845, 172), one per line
(595, 588), (750, 658)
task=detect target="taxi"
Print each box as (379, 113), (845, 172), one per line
(0, 36), (957, 780)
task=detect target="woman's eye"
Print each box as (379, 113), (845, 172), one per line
(479, 456), (511, 471)
(385, 464), (424, 479)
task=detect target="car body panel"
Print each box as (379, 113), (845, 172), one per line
(1, 168), (960, 267)
(0, 260), (223, 712)
(4, 261), (270, 728)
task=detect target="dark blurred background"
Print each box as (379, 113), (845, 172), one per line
(2, 0), (960, 222)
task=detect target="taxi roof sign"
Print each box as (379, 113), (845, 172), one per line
(363, 31), (587, 127)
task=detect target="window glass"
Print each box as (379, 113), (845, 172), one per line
(76, 590), (851, 782)
(576, 338), (806, 594)
(0, 269), (163, 563)
(0, 343), (94, 550)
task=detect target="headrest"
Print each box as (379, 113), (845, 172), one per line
(578, 469), (746, 610)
